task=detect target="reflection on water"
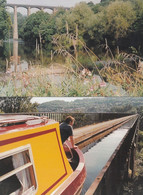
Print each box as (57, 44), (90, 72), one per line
(0, 39), (54, 73)
(81, 128), (129, 194)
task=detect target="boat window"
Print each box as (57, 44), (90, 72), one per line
(0, 146), (37, 195)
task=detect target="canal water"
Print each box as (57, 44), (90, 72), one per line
(81, 118), (136, 194)
(0, 39), (34, 72)
(0, 39), (64, 73)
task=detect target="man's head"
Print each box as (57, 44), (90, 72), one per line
(65, 116), (75, 126)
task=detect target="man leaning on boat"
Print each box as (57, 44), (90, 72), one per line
(60, 116), (77, 149)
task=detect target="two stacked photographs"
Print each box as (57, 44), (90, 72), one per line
(0, 0), (143, 194)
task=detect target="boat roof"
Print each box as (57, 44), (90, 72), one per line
(0, 115), (57, 134)
(0, 115), (40, 126)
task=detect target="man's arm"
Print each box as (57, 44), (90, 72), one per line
(69, 136), (77, 149)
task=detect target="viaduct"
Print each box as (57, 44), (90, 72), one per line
(6, 3), (70, 40)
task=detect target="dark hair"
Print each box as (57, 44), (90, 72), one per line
(65, 116), (75, 124)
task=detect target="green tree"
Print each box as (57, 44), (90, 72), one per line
(0, 0), (12, 40)
(89, 0), (136, 46)
(0, 97), (38, 113)
(39, 8), (66, 47)
(88, 10), (107, 44)
(110, 104), (137, 113)
(56, 3), (95, 42)
(104, 1), (136, 40)
(130, 0), (143, 52)
(20, 11), (50, 43)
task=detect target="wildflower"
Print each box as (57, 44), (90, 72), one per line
(83, 79), (89, 85)
(100, 81), (106, 87)
(90, 86), (94, 91)
(87, 70), (92, 76)
(6, 69), (11, 74)
(81, 68), (92, 77)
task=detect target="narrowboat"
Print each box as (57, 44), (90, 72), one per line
(0, 115), (86, 195)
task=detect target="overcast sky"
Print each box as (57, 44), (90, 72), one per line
(6, 0), (101, 14)
(7, 0), (101, 7)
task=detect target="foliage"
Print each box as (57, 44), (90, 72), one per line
(37, 97), (143, 113)
(0, 63), (128, 97)
(128, 0), (143, 52)
(20, 9), (66, 46)
(54, 0), (137, 48)
(88, 11), (107, 44)
(105, 1), (136, 40)
(2, 0), (143, 98)
(88, 0), (136, 46)
(0, 0), (12, 40)
(0, 97), (38, 113)
(20, 11), (50, 43)
(14, 0), (143, 53)
(55, 2), (95, 46)
(110, 104), (137, 113)
(87, 1), (103, 14)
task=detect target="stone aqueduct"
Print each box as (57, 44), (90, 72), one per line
(6, 3), (70, 39)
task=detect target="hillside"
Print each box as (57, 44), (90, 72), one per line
(38, 97), (143, 114)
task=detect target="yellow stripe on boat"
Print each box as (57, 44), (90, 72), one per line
(0, 120), (73, 195)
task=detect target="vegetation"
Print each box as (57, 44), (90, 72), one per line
(16, 0), (143, 53)
(37, 97), (143, 113)
(20, 11), (51, 43)
(0, 97), (38, 113)
(0, 66), (123, 96)
(0, 0), (143, 96)
(0, 0), (11, 40)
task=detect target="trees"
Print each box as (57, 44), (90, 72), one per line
(20, 11), (50, 43)
(20, 10), (66, 47)
(86, 0), (136, 48)
(0, 0), (12, 40)
(0, 97), (38, 113)
(55, 2), (96, 48)
(105, 1), (136, 40)
(130, 0), (143, 52)
(39, 9), (66, 47)
(15, 0), (143, 53)
(65, 3), (95, 40)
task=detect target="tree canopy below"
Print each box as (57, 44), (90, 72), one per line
(37, 97), (143, 115)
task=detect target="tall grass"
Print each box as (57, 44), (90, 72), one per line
(100, 52), (143, 96)
(0, 34), (143, 96)
(0, 65), (120, 96)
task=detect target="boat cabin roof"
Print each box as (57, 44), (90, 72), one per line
(0, 115), (56, 135)
(0, 115), (39, 124)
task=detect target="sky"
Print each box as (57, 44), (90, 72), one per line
(30, 97), (103, 104)
(6, 0), (101, 14)
(7, 0), (101, 7)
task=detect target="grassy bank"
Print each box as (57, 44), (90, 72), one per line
(0, 63), (127, 96)
(1, 39), (143, 97)
(0, 60), (143, 97)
